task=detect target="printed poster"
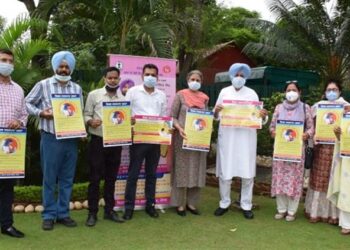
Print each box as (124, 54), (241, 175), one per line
(273, 120), (304, 162)
(315, 103), (343, 144)
(51, 94), (87, 139)
(0, 128), (26, 178)
(102, 101), (132, 147)
(221, 100), (263, 129)
(182, 108), (213, 152)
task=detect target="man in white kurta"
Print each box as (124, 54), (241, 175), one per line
(213, 63), (267, 219)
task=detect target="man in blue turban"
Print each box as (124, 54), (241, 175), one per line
(213, 63), (268, 220)
(25, 51), (84, 230)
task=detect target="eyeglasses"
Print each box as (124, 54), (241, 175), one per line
(286, 80), (298, 84)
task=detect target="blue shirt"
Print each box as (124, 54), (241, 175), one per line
(25, 76), (83, 134)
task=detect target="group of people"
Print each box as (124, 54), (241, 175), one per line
(0, 47), (349, 240)
(269, 79), (350, 235)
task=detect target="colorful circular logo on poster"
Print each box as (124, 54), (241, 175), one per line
(60, 102), (76, 117)
(192, 118), (206, 131)
(323, 112), (337, 125)
(1, 137), (18, 154)
(110, 111), (125, 125)
(159, 121), (172, 138)
(250, 106), (261, 121)
(283, 129), (297, 142)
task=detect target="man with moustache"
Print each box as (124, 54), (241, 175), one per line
(25, 51), (83, 231)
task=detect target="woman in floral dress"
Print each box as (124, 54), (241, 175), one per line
(270, 81), (314, 221)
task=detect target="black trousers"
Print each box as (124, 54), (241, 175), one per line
(124, 144), (160, 210)
(87, 135), (122, 214)
(0, 179), (14, 230)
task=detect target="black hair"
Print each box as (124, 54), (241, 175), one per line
(142, 63), (158, 75)
(0, 48), (14, 57)
(323, 79), (342, 93)
(284, 81), (301, 92)
(104, 66), (120, 76)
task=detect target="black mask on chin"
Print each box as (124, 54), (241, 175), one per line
(105, 85), (119, 92)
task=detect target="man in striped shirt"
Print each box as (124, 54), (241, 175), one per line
(0, 49), (27, 238)
(25, 51), (82, 231)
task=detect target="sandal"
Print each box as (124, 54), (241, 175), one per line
(285, 214), (296, 222)
(341, 228), (350, 235)
(274, 212), (286, 220)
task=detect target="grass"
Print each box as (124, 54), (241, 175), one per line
(2, 186), (350, 250)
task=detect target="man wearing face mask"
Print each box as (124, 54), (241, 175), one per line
(123, 64), (167, 220)
(84, 67), (125, 226)
(213, 63), (268, 219)
(0, 49), (27, 238)
(25, 51), (83, 231)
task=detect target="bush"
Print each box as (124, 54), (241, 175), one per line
(14, 182), (104, 203)
(258, 92), (285, 156)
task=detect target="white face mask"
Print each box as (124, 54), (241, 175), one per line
(231, 76), (246, 89)
(144, 76), (157, 88)
(0, 62), (14, 76)
(55, 74), (71, 82)
(285, 91), (299, 102)
(188, 81), (201, 91)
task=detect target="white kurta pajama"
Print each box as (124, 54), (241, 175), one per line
(215, 86), (260, 210)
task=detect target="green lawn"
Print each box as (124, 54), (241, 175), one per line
(2, 186), (349, 250)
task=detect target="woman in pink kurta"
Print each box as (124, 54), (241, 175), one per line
(269, 81), (314, 221)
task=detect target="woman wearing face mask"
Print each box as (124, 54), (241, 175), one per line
(305, 80), (348, 224)
(170, 70), (209, 216)
(270, 81), (314, 221)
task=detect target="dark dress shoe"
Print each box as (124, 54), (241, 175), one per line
(214, 207), (228, 216)
(104, 211), (125, 223)
(176, 208), (186, 217)
(85, 214), (97, 227)
(242, 210), (254, 219)
(186, 205), (200, 215)
(56, 217), (77, 227)
(145, 206), (159, 218)
(42, 219), (54, 231)
(1, 226), (25, 238)
(123, 209), (134, 220)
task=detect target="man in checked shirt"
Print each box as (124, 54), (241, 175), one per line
(0, 49), (27, 238)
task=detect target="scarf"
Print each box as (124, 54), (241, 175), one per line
(179, 89), (209, 109)
(278, 100), (305, 121)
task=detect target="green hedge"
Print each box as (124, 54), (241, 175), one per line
(14, 182), (104, 203)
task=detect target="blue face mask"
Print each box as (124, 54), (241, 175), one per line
(144, 76), (157, 88)
(0, 62), (14, 76)
(326, 91), (339, 101)
(188, 81), (201, 91)
(55, 74), (71, 82)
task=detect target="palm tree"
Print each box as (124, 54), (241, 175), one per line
(243, 0), (350, 84)
(0, 16), (52, 91)
(32, 0), (173, 59)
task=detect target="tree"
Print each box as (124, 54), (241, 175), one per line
(45, 0), (173, 69)
(0, 15), (5, 33)
(243, 0), (350, 84)
(0, 16), (52, 91)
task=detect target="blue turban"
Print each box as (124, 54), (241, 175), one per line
(51, 51), (76, 74)
(228, 63), (251, 79)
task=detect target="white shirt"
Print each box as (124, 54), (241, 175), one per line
(125, 85), (167, 116)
